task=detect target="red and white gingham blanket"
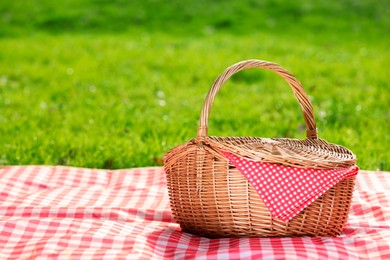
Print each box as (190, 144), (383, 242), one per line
(0, 166), (389, 259)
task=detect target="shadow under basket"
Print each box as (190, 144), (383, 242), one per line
(163, 60), (357, 238)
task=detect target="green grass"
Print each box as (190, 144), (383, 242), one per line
(0, 0), (389, 170)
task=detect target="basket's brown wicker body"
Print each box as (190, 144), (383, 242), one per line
(164, 60), (357, 238)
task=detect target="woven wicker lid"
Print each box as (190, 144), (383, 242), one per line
(195, 137), (356, 169)
(166, 60), (356, 169)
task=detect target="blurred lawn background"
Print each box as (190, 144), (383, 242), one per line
(0, 0), (389, 170)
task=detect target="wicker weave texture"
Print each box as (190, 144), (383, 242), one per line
(164, 60), (357, 238)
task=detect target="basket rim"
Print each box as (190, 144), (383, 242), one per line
(164, 136), (357, 169)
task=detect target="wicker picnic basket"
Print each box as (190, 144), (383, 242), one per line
(163, 59), (357, 238)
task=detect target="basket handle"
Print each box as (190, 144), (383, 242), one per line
(197, 59), (318, 139)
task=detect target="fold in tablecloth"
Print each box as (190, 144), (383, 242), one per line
(0, 166), (389, 259)
(222, 151), (359, 222)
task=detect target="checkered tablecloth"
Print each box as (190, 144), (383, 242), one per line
(0, 166), (389, 259)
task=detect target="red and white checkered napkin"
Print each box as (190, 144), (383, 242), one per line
(222, 151), (359, 222)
